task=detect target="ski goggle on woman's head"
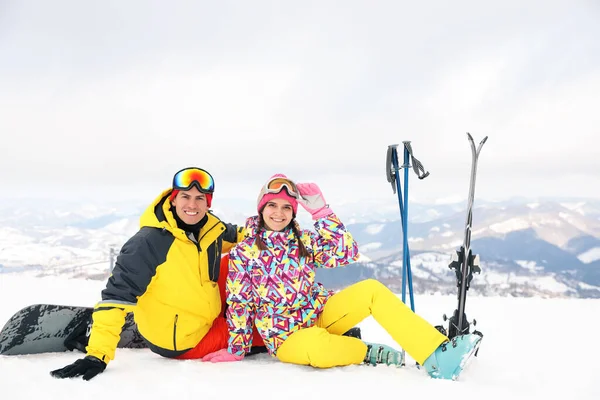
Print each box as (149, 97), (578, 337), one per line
(172, 167), (215, 194)
(262, 177), (299, 198)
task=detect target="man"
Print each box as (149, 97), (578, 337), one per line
(50, 167), (257, 380)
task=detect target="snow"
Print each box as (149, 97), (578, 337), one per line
(527, 275), (573, 293)
(536, 217), (562, 227)
(558, 212), (575, 223)
(410, 252), (453, 275)
(438, 240), (463, 250)
(1, 275), (598, 399)
(365, 224), (385, 235)
(515, 260), (544, 272)
(0, 227), (35, 244)
(103, 218), (140, 236)
(559, 202), (587, 215)
(357, 242), (382, 252)
(482, 270), (572, 295)
(578, 247), (600, 264)
(471, 227), (487, 236)
(0, 240), (101, 269)
(489, 218), (530, 234)
(425, 209), (441, 219)
(355, 253), (372, 262)
(0, 221), (133, 270)
(579, 281), (600, 290)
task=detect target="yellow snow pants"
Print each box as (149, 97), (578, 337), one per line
(276, 279), (447, 368)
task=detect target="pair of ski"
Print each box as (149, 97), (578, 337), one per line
(387, 133), (487, 360)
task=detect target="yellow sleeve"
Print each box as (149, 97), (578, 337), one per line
(86, 303), (136, 364)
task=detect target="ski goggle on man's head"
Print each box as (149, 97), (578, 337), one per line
(261, 177), (299, 198)
(172, 167), (215, 194)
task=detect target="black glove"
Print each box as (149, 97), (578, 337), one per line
(50, 356), (107, 381)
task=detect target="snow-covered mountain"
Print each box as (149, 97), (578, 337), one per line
(348, 199), (600, 254)
(316, 250), (600, 299)
(347, 198), (600, 293)
(0, 197), (251, 277)
(1, 197), (599, 298)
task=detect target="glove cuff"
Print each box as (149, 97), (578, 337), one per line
(311, 206), (333, 220)
(86, 351), (111, 365)
(85, 355), (107, 368)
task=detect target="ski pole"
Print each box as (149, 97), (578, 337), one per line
(387, 145), (411, 310)
(386, 142), (429, 312)
(387, 142), (429, 366)
(401, 143), (415, 311)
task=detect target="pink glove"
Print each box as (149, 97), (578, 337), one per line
(201, 348), (244, 363)
(296, 183), (334, 220)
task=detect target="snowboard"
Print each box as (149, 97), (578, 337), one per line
(0, 303), (147, 355)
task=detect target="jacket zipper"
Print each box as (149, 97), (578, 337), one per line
(211, 244), (219, 282)
(199, 221), (221, 243)
(199, 222), (223, 282)
(173, 314), (179, 351)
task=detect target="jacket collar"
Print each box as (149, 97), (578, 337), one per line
(140, 188), (222, 243)
(244, 215), (295, 245)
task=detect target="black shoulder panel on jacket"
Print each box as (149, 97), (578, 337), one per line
(101, 227), (174, 303)
(222, 222), (239, 243)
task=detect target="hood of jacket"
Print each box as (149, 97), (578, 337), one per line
(140, 188), (217, 243)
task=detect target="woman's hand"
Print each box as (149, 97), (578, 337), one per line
(296, 183), (333, 220)
(201, 348), (244, 363)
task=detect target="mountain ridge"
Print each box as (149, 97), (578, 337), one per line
(1, 196), (599, 298)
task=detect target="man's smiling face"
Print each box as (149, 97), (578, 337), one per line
(171, 186), (209, 225)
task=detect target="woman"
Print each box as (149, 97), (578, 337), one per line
(203, 174), (481, 380)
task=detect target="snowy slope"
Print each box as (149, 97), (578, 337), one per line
(0, 275), (598, 400)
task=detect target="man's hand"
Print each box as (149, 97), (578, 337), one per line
(50, 356), (107, 381)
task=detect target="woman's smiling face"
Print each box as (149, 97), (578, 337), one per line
(261, 198), (294, 231)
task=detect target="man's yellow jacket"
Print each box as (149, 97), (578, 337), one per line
(86, 189), (243, 363)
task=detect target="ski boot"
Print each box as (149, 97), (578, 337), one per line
(423, 333), (481, 380)
(363, 342), (404, 367)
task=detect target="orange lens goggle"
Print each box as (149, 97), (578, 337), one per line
(265, 177), (298, 198)
(172, 167), (215, 193)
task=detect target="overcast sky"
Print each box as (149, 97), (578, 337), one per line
(1, 0), (598, 206)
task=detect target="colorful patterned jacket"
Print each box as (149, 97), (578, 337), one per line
(226, 213), (359, 356)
